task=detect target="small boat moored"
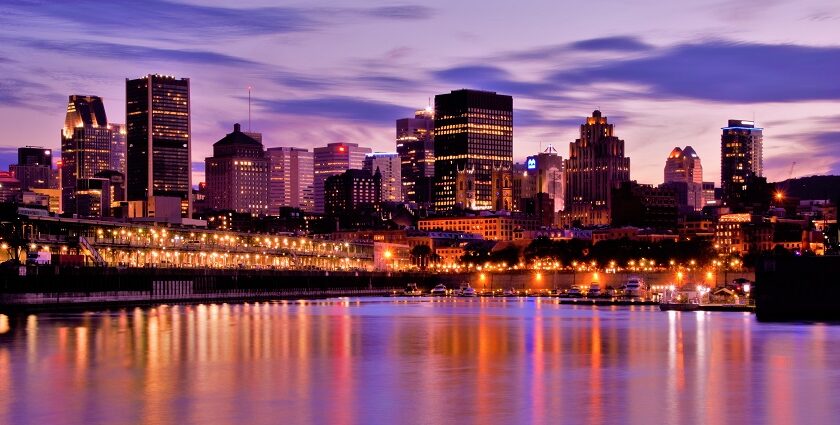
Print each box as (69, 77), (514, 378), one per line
(430, 284), (448, 296)
(403, 283), (423, 296)
(458, 282), (477, 297)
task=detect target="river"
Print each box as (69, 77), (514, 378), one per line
(0, 298), (838, 424)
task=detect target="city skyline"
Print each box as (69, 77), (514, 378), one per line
(1, 1), (839, 187)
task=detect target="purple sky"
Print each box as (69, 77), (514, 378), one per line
(1, 0), (839, 186)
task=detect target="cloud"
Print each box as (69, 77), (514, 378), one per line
(0, 78), (56, 107)
(255, 96), (411, 123)
(17, 38), (258, 67)
(431, 65), (559, 99)
(568, 36), (653, 52)
(550, 40), (840, 103)
(766, 131), (840, 178)
(364, 6), (435, 20)
(2, 1), (434, 42)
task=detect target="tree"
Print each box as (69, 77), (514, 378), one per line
(410, 244), (433, 270)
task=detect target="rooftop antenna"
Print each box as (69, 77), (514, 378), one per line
(247, 85), (252, 132)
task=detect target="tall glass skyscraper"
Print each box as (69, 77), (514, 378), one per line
(396, 108), (434, 204)
(433, 89), (513, 211)
(60, 95), (112, 215)
(267, 147), (314, 213)
(563, 110), (630, 226)
(721, 120), (763, 209)
(126, 74), (192, 217)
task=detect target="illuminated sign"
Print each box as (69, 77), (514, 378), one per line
(740, 120), (754, 126)
(527, 158), (537, 170)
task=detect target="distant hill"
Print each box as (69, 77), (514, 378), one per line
(774, 175), (840, 202)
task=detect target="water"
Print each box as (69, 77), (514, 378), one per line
(1, 298), (838, 425)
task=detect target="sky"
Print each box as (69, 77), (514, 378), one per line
(1, 0), (839, 187)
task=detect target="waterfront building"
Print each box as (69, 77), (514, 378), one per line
(10, 147), (53, 192)
(714, 213), (773, 256)
(663, 146), (704, 212)
(396, 108), (434, 205)
(126, 74), (192, 217)
(417, 214), (538, 241)
(267, 147), (314, 213)
(60, 95), (112, 216)
(721, 120), (763, 211)
(314, 142), (371, 213)
(205, 123), (270, 215)
(108, 123), (126, 175)
(434, 89), (513, 211)
(324, 168), (382, 218)
(563, 110), (630, 226)
(363, 152), (402, 203)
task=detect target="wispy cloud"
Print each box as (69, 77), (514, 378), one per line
(255, 96), (411, 123)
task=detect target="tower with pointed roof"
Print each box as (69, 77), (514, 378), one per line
(663, 145), (704, 211)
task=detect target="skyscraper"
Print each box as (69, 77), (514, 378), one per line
(313, 142), (371, 213)
(205, 123), (269, 215)
(434, 89), (513, 211)
(126, 74), (192, 217)
(523, 145), (565, 213)
(563, 110), (630, 226)
(267, 147), (314, 213)
(10, 146), (53, 192)
(108, 123), (126, 175)
(721, 120), (763, 210)
(363, 152), (401, 203)
(663, 146), (704, 212)
(396, 108), (434, 204)
(324, 168), (382, 218)
(60, 95), (112, 215)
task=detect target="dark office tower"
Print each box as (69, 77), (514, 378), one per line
(126, 74), (192, 217)
(60, 95), (112, 215)
(313, 142), (371, 213)
(721, 119), (763, 211)
(10, 146), (53, 191)
(396, 107), (434, 204)
(433, 89), (513, 211)
(563, 110), (630, 226)
(108, 123), (126, 175)
(205, 123), (269, 215)
(324, 168), (382, 218)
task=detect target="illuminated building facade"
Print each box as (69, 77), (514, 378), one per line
(363, 152), (401, 203)
(10, 146), (53, 192)
(313, 142), (371, 213)
(721, 120), (763, 210)
(324, 168), (382, 218)
(663, 146), (704, 212)
(396, 108), (434, 204)
(434, 89), (513, 211)
(563, 110), (630, 226)
(267, 147), (314, 213)
(61, 95), (112, 216)
(205, 123), (269, 215)
(417, 214), (538, 241)
(491, 164), (513, 211)
(517, 146), (565, 214)
(126, 74), (192, 217)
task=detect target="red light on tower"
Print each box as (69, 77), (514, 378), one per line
(338, 146), (345, 152)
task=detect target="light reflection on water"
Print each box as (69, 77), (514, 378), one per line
(0, 298), (839, 425)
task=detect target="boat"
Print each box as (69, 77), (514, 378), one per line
(604, 286), (619, 298)
(624, 277), (646, 298)
(586, 283), (601, 298)
(566, 285), (584, 298)
(659, 302), (700, 311)
(430, 284), (447, 296)
(502, 287), (517, 297)
(457, 282), (477, 297)
(403, 283), (423, 296)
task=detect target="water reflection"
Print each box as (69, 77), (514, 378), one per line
(0, 300), (839, 424)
